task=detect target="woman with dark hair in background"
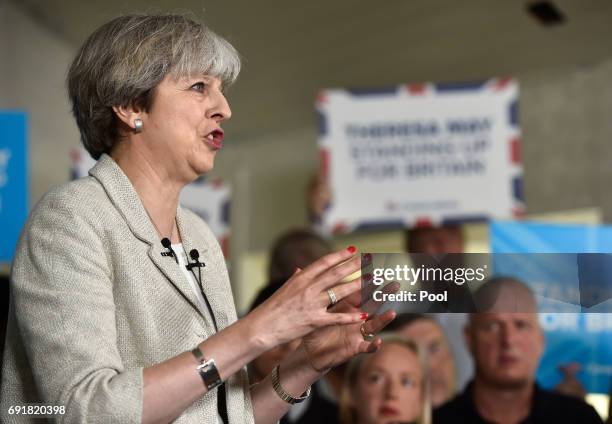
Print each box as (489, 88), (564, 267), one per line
(267, 229), (334, 287)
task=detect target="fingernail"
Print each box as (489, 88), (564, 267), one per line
(347, 245), (357, 254)
(294, 267), (302, 274)
(360, 312), (368, 320)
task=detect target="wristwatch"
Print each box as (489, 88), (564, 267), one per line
(191, 346), (222, 391)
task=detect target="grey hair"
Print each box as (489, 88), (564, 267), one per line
(67, 13), (241, 159)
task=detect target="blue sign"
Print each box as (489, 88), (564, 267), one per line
(0, 112), (28, 263)
(490, 220), (612, 394)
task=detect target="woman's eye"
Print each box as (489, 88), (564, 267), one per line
(366, 373), (383, 384)
(401, 377), (415, 388)
(190, 82), (206, 92)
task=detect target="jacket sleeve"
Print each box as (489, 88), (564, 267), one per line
(10, 191), (143, 423)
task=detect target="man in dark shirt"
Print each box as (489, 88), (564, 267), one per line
(433, 277), (603, 424)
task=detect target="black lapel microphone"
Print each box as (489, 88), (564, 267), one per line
(160, 242), (217, 332)
(187, 250), (206, 316)
(185, 249), (218, 332)
(160, 238), (179, 264)
(187, 249), (205, 270)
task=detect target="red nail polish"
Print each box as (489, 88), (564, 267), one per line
(360, 312), (368, 320)
(347, 245), (357, 254)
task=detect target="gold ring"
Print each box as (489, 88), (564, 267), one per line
(327, 289), (338, 306)
(360, 323), (375, 341)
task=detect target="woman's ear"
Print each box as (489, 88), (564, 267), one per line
(112, 104), (144, 132)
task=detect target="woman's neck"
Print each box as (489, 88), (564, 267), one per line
(111, 145), (183, 243)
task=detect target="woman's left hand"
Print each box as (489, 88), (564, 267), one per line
(300, 281), (398, 373)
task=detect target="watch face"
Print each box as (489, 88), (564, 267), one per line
(198, 359), (222, 390)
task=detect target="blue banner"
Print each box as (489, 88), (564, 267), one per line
(490, 220), (612, 394)
(0, 112), (28, 263)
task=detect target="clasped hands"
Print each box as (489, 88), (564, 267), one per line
(250, 246), (398, 375)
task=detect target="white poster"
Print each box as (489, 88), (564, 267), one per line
(316, 78), (522, 234)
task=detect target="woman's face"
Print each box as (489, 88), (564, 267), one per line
(139, 73), (231, 181)
(351, 343), (423, 424)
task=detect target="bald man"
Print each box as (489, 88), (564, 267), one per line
(433, 277), (602, 424)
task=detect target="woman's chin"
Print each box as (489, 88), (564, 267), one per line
(189, 157), (215, 177)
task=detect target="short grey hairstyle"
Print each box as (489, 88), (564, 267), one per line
(67, 14), (241, 159)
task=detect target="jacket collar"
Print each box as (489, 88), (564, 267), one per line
(89, 154), (213, 321)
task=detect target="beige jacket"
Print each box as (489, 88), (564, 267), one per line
(0, 154), (254, 423)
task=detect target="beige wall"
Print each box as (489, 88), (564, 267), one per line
(521, 60), (612, 218)
(0, 2), (79, 207)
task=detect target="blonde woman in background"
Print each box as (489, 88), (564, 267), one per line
(340, 334), (431, 424)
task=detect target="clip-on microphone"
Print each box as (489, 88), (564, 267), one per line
(187, 249), (205, 270)
(185, 249), (216, 331)
(161, 243), (217, 332)
(161, 238), (178, 264)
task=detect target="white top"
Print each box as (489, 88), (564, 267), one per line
(173, 243), (223, 424)
(172, 243), (209, 314)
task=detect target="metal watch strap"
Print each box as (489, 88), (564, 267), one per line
(271, 365), (311, 404)
(191, 347), (222, 391)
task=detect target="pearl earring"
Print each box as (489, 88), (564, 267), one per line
(134, 118), (143, 133)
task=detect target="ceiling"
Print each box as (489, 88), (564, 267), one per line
(11, 0), (612, 141)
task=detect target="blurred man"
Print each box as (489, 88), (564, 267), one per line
(433, 277), (603, 424)
(403, 223), (478, 396)
(386, 313), (456, 407)
(405, 225), (464, 254)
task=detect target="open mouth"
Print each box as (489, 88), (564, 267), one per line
(205, 129), (224, 149)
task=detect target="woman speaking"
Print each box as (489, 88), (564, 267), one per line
(0, 14), (395, 423)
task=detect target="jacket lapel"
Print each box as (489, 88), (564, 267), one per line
(89, 154), (208, 320)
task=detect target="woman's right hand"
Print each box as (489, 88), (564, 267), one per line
(247, 246), (366, 351)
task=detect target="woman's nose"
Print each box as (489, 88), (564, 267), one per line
(384, 380), (400, 399)
(208, 89), (232, 122)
